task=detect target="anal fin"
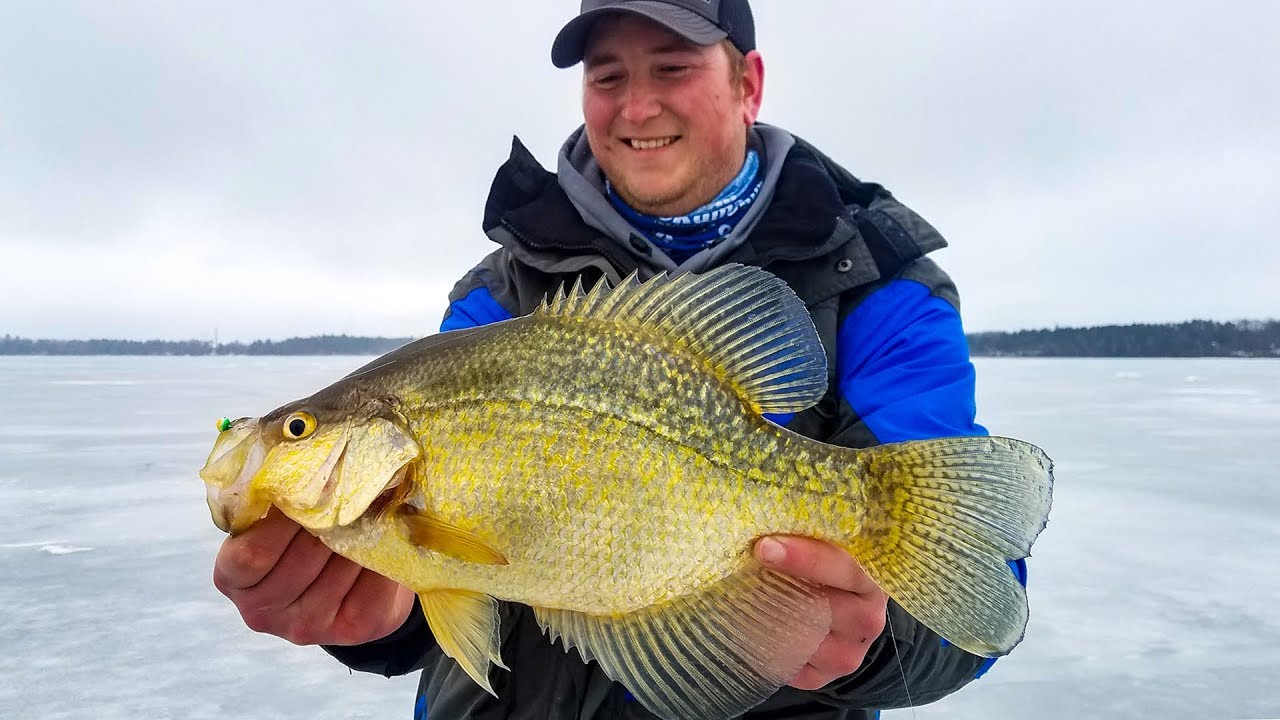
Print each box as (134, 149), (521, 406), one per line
(419, 590), (509, 696)
(534, 561), (830, 720)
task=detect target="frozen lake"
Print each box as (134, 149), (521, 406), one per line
(1, 356), (1277, 719)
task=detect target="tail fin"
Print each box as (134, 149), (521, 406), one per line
(849, 435), (1053, 657)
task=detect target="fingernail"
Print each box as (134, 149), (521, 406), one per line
(758, 538), (785, 564)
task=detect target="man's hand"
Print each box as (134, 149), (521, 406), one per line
(214, 507), (416, 647)
(755, 536), (889, 691)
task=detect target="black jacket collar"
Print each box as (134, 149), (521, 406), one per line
(481, 134), (885, 274)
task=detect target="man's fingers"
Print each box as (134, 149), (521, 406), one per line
(329, 569), (416, 646)
(279, 552), (365, 646)
(211, 507), (413, 647)
(786, 590), (886, 691)
(755, 535), (879, 594)
(788, 633), (873, 690)
(213, 507), (301, 593)
(787, 664), (830, 692)
(243, 529), (337, 608)
(826, 585), (888, 644)
(229, 531), (334, 639)
(294, 552), (364, 616)
(758, 536), (890, 690)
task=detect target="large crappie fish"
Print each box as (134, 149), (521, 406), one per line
(201, 264), (1052, 720)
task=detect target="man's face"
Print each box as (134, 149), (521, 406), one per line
(582, 15), (762, 217)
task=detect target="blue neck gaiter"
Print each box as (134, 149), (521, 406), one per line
(607, 150), (763, 265)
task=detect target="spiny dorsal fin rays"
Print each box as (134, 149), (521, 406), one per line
(642, 273), (820, 406)
(638, 269), (725, 329)
(599, 270), (651, 321)
(545, 272), (623, 316)
(581, 273), (612, 313)
(619, 272), (675, 325)
(562, 276), (586, 314)
(537, 264), (827, 415)
(686, 290), (784, 346)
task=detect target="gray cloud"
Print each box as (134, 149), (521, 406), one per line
(1, 1), (1276, 339)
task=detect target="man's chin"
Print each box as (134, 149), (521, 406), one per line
(612, 180), (695, 217)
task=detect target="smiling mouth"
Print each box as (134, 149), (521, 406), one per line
(626, 136), (679, 150)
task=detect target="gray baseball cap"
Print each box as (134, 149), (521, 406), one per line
(551, 0), (756, 69)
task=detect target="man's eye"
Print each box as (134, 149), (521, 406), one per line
(593, 74), (622, 88)
(660, 65), (690, 75)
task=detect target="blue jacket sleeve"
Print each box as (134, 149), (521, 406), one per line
(439, 286), (514, 332)
(836, 278), (985, 444)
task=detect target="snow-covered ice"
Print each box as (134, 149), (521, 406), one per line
(1, 356), (1276, 719)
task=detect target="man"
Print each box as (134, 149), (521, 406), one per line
(214, 1), (1025, 717)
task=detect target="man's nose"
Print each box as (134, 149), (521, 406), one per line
(620, 80), (662, 124)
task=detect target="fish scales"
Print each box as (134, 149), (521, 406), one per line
(201, 264), (1053, 720)
(323, 314), (862, 615)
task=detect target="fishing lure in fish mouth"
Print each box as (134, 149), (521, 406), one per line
(217, 417), (232, 433)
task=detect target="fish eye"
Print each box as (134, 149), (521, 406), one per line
(282, 411), (317, 440)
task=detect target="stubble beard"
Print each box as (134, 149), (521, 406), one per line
(611, 153), (737, 217)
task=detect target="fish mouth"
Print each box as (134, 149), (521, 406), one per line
(200, 417), (271, 535)
(201, 412), (421, 534)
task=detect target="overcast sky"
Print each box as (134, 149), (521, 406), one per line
(1, 1), (1276, 340)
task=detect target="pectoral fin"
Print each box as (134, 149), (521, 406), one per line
(419, 590), (508, 696)
(533, 562), (831, 720)
(401, 511), (508, 566)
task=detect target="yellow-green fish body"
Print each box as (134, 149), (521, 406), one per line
(333, 325), (859, 611)
(201, 265), (1052, 720)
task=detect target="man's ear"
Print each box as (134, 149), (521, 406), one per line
(741, 50), (765, 124)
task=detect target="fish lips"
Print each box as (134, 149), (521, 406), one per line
(200, 414), (421, 535)
(201, 418), (270, 535)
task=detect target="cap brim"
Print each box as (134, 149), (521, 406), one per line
(551, 2), (728, 69)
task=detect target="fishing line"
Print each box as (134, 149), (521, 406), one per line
(886, 607), (918, 720)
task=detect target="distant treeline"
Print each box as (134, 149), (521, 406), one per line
(0, 334), (413, 356)
(968, 320), (1280, 358)
(4, 320), (1279, 357)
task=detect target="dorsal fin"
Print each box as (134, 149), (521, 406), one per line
(536, 264), (827, 414)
